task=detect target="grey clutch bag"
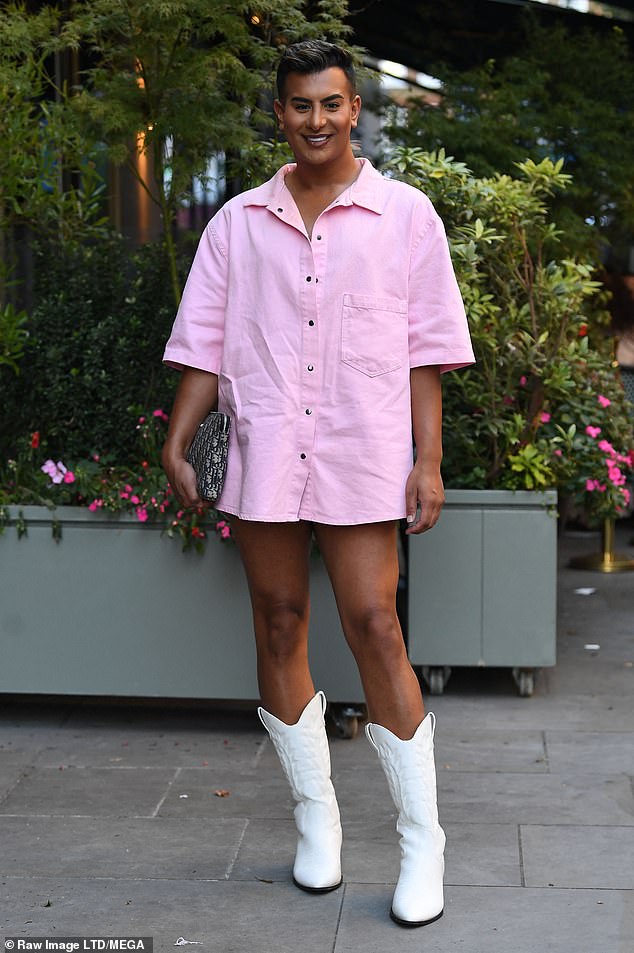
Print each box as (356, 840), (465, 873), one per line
(186, 411), (231, 502)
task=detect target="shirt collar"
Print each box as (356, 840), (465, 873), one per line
(243, 157), (385, 215)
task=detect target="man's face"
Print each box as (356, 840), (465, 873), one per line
(274, 67), (361, 168)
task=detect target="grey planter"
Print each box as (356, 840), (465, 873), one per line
(407, 490), (558, 696)
(0, 506), (363, 707)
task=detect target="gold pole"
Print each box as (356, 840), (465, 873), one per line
(569, 517), (634, 572)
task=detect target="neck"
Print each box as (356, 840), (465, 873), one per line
(290, 151), (360, 192)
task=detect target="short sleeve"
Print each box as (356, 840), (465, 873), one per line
(162, 214), (228, 373)
(408, 205), (475, 374)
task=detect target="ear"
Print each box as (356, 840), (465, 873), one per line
(350, 94), (362, 129)
(273, 98), (285, 129)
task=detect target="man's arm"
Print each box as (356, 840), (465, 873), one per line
(405, 365), (445, 535)
(161, 367), (219, 508)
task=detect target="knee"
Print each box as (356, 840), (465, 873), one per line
(254, 598), (308, 663)
(345, 606), (405, 665)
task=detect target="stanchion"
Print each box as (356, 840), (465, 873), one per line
(569, 517), (634, 572)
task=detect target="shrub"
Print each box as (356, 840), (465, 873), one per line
(386, 148), (633, 521)
(0, 236), (180, 465)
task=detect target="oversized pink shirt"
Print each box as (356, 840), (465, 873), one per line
(163, 158), (474, 524)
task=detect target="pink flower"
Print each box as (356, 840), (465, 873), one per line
(623, 488), (631, 506)
(130, 494), (140, 505)
(136, 506), (148, 522)
(88, 498), (104, 511)
(63, 470), (75, 484)
(598, 395), (611, 408)
(540, 412), (551, 424)
(585, 426), (601, 439)
(92, 454), (100, 462)
(153, 409), (169, 422)
(607, 463), (626, 486)
(41, 459), (68, 484)
(598, 440), (615, 456)
(138, 416), (146, 424)
(554, 449), (563, 457)
(119, 491), (129, 500)
(220, 526), (231, 539)
(519, 375), (527, 387)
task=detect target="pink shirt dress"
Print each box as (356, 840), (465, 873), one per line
(163, 158), (475, 524)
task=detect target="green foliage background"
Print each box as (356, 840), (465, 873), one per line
(0, 236), (180, 464)
(386, 21), (634, 259)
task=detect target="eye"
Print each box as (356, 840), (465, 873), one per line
(294, 103), (310, 112)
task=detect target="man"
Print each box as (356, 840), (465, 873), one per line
(162, 40), (474, 927)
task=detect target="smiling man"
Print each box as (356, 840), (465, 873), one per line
(162, 40), (474, 928)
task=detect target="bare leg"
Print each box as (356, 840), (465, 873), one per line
(229, 517), (315, 723)
(230, 516), (342, 893)
(313, 520), (425, 740)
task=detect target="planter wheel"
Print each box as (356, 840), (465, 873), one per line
(512, 668), (537, 697)
(328, 704), (365, 740)
(423, 666), (452, 696)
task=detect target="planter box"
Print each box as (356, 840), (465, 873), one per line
(0, 506), (363, 703)
(407, 490), (557, 695)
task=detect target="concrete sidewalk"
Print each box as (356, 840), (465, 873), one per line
(1, 527), (633, 952)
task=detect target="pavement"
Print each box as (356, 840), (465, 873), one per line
(1, 524), (633, 953)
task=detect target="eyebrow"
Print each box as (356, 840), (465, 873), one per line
(289, 94), (345, 104)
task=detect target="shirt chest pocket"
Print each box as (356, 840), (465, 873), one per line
(341, 294), (408, 377)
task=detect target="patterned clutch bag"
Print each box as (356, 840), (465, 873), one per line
(186, 411), (231, 502)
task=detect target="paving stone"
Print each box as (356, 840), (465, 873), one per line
(438, 771), (634, 825)
(157, 766), (293, 819)
(426, 692), (634, 731)
(333, 884), (632, 953)
(228, 817), (521, 889)
(32, 728), (266, 770)
(341, 819), (522, 888)
(543, 658), (634, 696)
(546, 731), (634, 774)
(0, 815), (246, 881)
(434, 728), (548, 773)
(0, 766), (177, 817)
(1, 876), (343, 953)
(0, 764), (26, 801)
(521, 824), (634, 888)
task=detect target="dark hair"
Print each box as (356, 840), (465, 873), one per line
(276, 40), (356, 101)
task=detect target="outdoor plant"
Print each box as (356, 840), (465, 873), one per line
(0, 410), (232, 552)
(386, 147), (633, 521)
(68, 0), (355, 306)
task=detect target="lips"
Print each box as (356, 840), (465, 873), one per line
(304, 134), (332, 146)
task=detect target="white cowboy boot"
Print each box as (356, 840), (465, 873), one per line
(258, 691), (343, 892)
(366, 711), (446, 926)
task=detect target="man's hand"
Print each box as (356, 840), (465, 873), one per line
(161, 446), (203, 509)
(160, 366), (219, 509)
(405, 462), (445, 534)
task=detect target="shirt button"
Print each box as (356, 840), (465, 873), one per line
(308, 320), (315, 326)
(316, 235), (322, 240)
(277, 207), (283, 212)
(300, 453), (306, 460)
(307, 364), (314, 371)
(305, 408), (312, 415)
(306, 276), (312, 282)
